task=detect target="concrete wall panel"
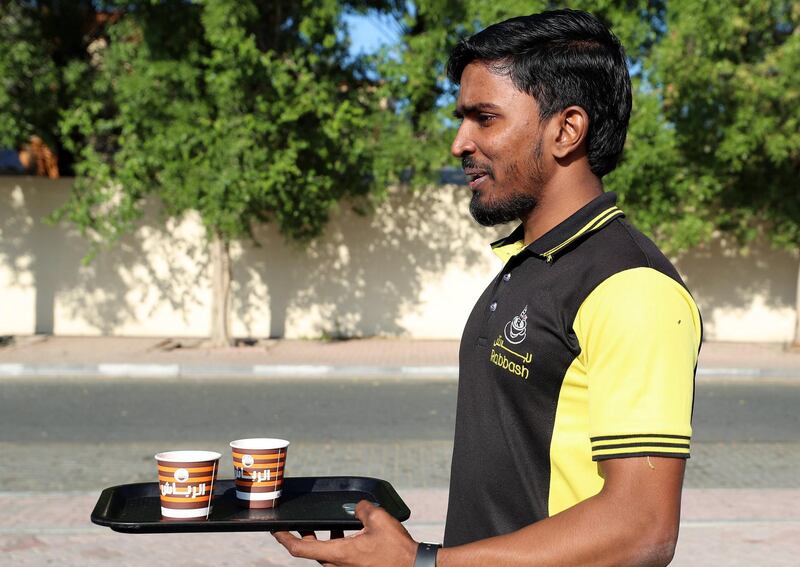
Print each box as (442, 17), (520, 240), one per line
(1, 177), (796, 342)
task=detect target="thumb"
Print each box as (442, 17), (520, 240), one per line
(354, 500), (382, 527)
(355, 500), (406, 535)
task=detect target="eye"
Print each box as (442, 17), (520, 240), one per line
(478, 113), (496, 126)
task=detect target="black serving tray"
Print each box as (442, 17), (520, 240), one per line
(91, 476), (410, 533)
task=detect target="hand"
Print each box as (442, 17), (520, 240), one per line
(272, 500), (419, 567)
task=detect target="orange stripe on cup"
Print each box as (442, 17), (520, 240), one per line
(157, 465), (216, 473)
(235, 479), (282, 488)
(231, 460), (282, 466)
(232, 451), (284, 459)
(160, 495), (212, 503)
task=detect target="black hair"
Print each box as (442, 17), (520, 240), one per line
(447, 9), (632, 178)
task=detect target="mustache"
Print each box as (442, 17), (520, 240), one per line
(462, 156), (494, 178)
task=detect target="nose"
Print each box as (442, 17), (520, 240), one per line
(451, 122), (476, 158)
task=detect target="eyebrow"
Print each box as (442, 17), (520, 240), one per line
(453, 102), (501, 119)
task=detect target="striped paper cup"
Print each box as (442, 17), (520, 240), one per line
(155, 450), (221, 519)
(230, 438), (290, 509)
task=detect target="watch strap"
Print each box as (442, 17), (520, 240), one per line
(414, 542), (441, 567)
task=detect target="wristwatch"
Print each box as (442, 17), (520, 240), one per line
(414, 542), (442, 567)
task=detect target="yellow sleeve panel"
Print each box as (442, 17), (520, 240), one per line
(548, 354), (601, 516)
(574, 267), (701, 461)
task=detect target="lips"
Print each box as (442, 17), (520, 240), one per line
(464, 168), (489, 189)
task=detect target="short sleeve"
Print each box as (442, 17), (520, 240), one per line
(573, 267), (702, 461)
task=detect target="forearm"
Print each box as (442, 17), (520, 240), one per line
(437, 458), (683, 567)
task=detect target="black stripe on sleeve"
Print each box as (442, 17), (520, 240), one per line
(590, 433), (691, 442)
(592, 451), (691, 462)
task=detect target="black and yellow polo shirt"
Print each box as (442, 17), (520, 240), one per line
(443, 192), (702, 547)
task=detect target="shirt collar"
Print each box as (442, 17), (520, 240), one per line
(491, 192), (624, 263)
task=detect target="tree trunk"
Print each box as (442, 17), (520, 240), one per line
(793, 258), (800, 348)
(209, 231), (232, 347)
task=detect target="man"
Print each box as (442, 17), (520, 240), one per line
(274, 9), (701, 566)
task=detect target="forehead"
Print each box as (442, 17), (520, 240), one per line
(456, 62), (533, 111)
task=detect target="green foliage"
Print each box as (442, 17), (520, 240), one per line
(55, 0), (382, 250)
(3, 0), (797, 259)
(653, 0), (800, 252)
(606, 85), (718, 254)
(0, 2), (59, 148)
(364, 0), (798, 255)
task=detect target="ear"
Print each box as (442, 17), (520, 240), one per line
(552, 106), (589, 159)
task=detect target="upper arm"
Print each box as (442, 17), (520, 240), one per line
(574, 267), (701, 462)
(570, 267), (698, 563)
(599, 456), (685, 509)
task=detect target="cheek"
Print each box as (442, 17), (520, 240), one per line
(492, 129), (534, 165)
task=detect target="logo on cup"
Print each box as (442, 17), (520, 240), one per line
(174, 468), (189, 483)
(242, 454), (255, 467)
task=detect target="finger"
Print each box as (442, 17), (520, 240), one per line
(355, 499), (389, 528)
(302, 530), (326, 566)
(272, 531), (298, 546)
(318, 529), (343, 563)
(272, 530), (343, 563)
(354, 500), (378, 524)
(354, 500), (411, 539)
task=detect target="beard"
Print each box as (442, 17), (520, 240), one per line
(469, 190), (538, 226)
(467, 138), (545, 227)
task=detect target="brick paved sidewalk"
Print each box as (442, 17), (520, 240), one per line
(1, 489), (798, 566)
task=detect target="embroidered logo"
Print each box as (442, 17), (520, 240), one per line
(490, 305), (533, 380)
(504, 305), (528, 344)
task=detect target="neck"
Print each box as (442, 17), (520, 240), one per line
(520, 173), (603, 245)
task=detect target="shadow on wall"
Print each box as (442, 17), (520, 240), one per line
(1, 178), (491, 337)
(675, 237), (798, 339)
(0, 178), (208, 335)
(235, 184), (492, 338)
(1, 179), (71, 334)
(8, 176), (793, 340)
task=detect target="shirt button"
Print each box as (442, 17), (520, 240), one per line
(502, 273), (511, 281)
(489, 302), (497, 312)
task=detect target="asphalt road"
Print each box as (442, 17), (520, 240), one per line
(1, 378), (798, 490)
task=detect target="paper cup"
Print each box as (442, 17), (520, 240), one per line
(230, 438), (290, 508)
(155, 450), (221, 519)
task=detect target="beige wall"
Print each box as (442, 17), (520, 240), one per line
(1, 177), (797, 342)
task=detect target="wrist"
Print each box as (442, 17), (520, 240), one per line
(413, 542), (441, 567)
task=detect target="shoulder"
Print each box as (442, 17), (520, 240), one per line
(577, 217), (684, 287)
(550, 217), (691, 316)
(574, 219), (700, 332)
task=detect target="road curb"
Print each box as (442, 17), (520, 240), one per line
(0, 362), (798, 380)
(0, 363), (461, 380)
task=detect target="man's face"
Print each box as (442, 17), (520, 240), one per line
(452, 62), (549, 226)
